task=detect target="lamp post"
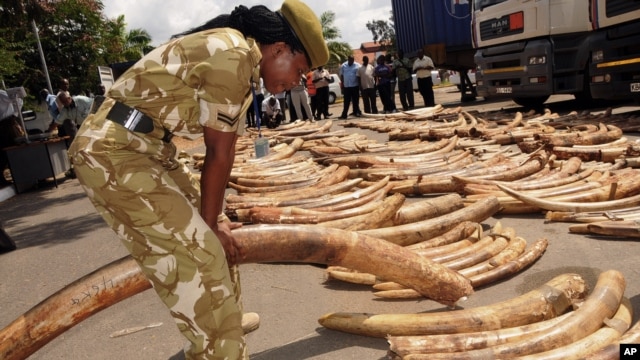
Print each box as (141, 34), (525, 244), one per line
(32, 20), (54, 95)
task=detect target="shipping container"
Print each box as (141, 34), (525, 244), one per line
(391, 0), (474, 69)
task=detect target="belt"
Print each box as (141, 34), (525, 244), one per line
(93, 96), (173, 143)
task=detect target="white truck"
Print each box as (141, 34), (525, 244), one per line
(472, 0), (640, 107)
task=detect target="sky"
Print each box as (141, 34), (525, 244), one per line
(101, 0), (394, 49)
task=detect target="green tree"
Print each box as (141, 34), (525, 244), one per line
(102, 15), (153, 63)
(366, 11), (396, 52)
(122, 28), (153, 60)
(0, 0), (49, 91)
(319, 11), (351, 70)
(0, 0), (136, 102)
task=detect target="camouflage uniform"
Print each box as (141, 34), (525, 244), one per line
(68, 28), (261, 360)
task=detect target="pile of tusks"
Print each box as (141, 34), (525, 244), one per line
(0, 224), (476, 360)
(322, 270), (640, 360)
(5, 105), (640, 359)
(326, 220), (548, 298)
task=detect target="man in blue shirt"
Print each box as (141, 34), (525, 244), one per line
(39, 89), (59, 126)
(338, 55), (362, 119)
(48, 91), (93, 138)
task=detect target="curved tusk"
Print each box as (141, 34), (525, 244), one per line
(319, 272), (587, 338)
(496, 184), (640, 212)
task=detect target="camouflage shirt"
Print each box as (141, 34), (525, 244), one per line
(107, 28), (262, 138)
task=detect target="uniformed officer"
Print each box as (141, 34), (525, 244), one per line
(68, 1), (328, 359)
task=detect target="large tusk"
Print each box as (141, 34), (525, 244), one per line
(387, 312), (573, 357)
(401, 270), (626, 359)
(373, 237), (546, 299)
(235, 224), (473, 306)
(317, 192), (405, 230)
(496, 183), (640, 212)
(359, 196), (501, 246)
(583, 316), (640, 360)
(391, 297), (632, 360)
(318, 272), (587, 338)
(0, 256), (152, 360)
(515, 297), (632, 360)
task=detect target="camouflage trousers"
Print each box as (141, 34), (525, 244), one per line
(68, 98), (246, 359)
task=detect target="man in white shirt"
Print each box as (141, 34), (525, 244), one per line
(357, 55), (378, 114)
(274, 91), (287, 123)
(261, 96), (283, 129)
(312, 66), (333, 119)
(413, 48), (436, 107)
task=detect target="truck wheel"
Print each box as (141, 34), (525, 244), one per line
(328, 92), (336, 104)
(513, 96), (549, 109)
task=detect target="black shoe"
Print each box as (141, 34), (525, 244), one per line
(355, 113), (362, 117)
(325, 113), (333, 117)
(338, 115), (347, 120)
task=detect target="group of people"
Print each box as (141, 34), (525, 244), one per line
(335, 48), (437, 119)
(0, 78), (100, 186)
(41, 79), (96, 144)
(246, 46), (437, 129)
(246, 72), (319, 129)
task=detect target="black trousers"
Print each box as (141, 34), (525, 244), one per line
(417, 76), (435, 107)
(397, 77), (414, 110)
(315, 86), (330, 116)
(361, 88), (378, 114)
(341, 86), (361, 117)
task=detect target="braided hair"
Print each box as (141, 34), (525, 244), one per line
(172, 5), (305, 56)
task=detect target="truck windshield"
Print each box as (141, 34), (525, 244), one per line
(474, 0), (508, 11)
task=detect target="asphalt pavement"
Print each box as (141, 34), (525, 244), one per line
(1, 86), (640, 359)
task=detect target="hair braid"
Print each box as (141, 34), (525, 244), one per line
(171, 5), (305, 56)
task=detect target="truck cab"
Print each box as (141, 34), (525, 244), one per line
(472, 0), (640, 107)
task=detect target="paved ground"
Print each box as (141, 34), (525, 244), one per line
(1, 86), (639, 359)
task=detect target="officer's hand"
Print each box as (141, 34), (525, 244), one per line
(214, 221), (244, 265)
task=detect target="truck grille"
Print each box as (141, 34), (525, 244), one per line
(479, 12), (524, 41)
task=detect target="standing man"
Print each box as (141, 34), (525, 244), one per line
(413, 48), (436, 107)
(339, 55), (362, 119)
(290, 75), (314, 121)
(357, 55), (378, 114)
(312, 66), (333, 119)
(393, 49), (414, 111)
(306, 69), (317, 119)
(385, 53), (398, 112)
(246, 77), (264, 127)
(375, 54), (395, 114)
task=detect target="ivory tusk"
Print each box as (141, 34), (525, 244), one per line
(318, 273), (587, 338)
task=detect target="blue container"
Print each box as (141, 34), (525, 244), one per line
(392, 0), (472, 54)
(254, 137), (269, 158)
